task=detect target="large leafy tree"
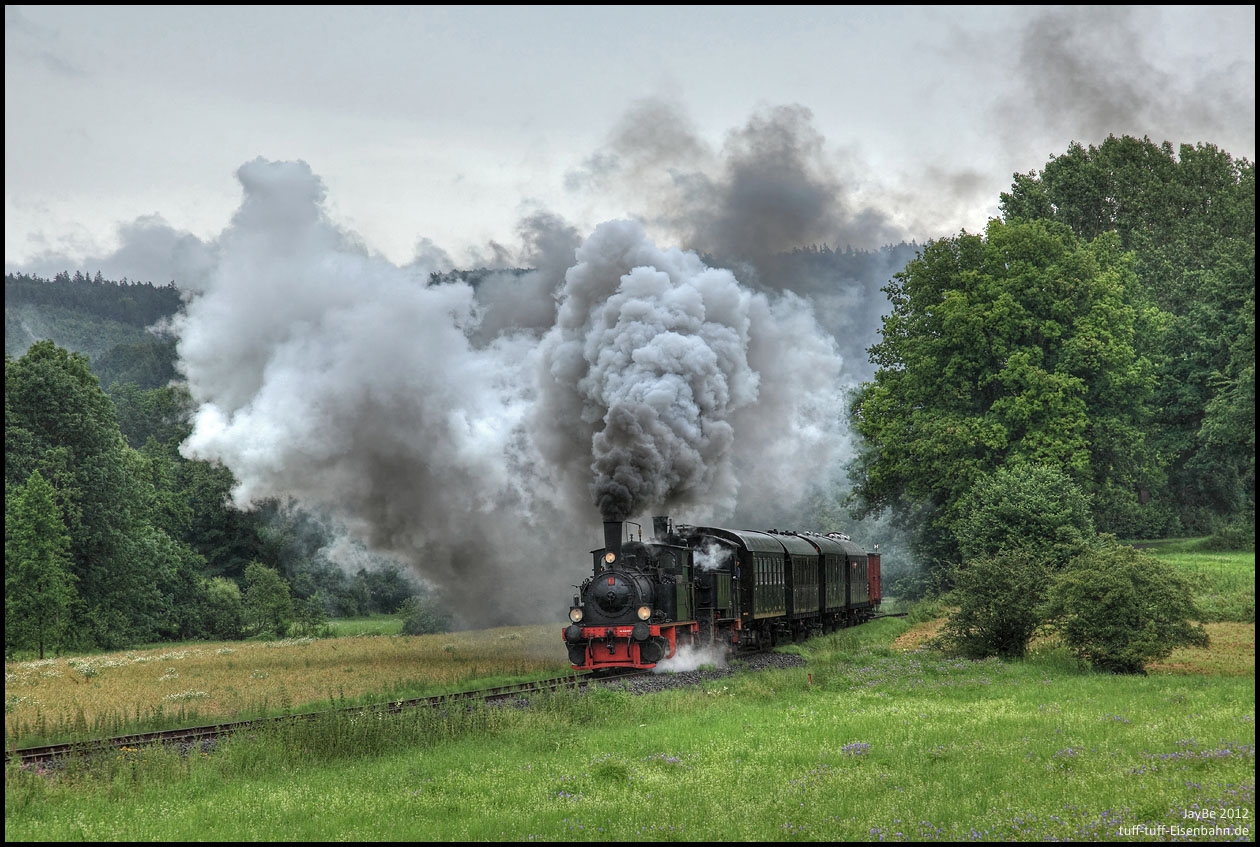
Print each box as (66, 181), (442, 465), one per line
(849, 218), (1158, 568)
(5, 470), (77, 659)
(5, 342), (188, 648)
(1001, 137), (1255, 533)
(177, 459), (268, 581)
(109, 382), (194, 450)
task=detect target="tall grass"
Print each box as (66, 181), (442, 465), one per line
(1150, 549), (1255, 623)
(5, 626), (571, 748)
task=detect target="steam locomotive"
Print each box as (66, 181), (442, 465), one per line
(562, 516), (882, 672)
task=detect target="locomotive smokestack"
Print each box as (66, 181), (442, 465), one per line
(653, 516), (671, 539)
(603, 520), (623, 562)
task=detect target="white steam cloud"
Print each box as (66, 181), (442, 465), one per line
(173, 157), (851, 625)
(693, 540), (733, 572)
(653, 643), (731, 674)
(532, 219), (851, 527)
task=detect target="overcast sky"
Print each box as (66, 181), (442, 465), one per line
(5, 4), (1255, 279)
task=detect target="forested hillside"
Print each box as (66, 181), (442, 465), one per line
(5, 271), (182, 362)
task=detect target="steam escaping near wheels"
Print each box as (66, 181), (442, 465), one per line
(651, 644), (730, 674)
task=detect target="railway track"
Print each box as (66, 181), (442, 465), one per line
(7, 669), (651, 769)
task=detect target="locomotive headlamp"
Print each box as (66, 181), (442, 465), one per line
(604, 551), (617, 565)
(636, 605), (651, 621)
(569, 607), (584, 623)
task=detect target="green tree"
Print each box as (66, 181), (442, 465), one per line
(398, 594), (453, 635)
(200, 576), (244, 641)
(5, 471), (77, 659)
(109, 382), (193, 450)
(136, 437), (194, 541)
(178, 459), (267, 581)
(1000, 136), (1255, 533)
(1042, 539), (1209, 674)
(954, 464), (1095, 564)
(5, 341), (194, 648)
(7, 343), (151, 648)
(4, 391), (40, 490)
(849, 219), (1158, 569)
(292, 594), (330, 637)
(242, 561), (294, 638)
(355, 563), (420, 614)
(146, 527), (215, 641)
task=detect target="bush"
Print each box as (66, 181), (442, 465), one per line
(1042, 538), (1210, 674)
(292, 595), (332, 637)
(242, 562), (294, 639)
(932, 547), (1051, 659)
(1201, 516), (1255, 552)
(200, 577), (243, 640)
(933, 465), (1098, 660)
(397, 596), (453, 635)
(954, 464), (1095, 565)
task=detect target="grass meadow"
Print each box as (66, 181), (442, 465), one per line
(5, 625), (571, 748)
(4, 546), (1254, 842)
